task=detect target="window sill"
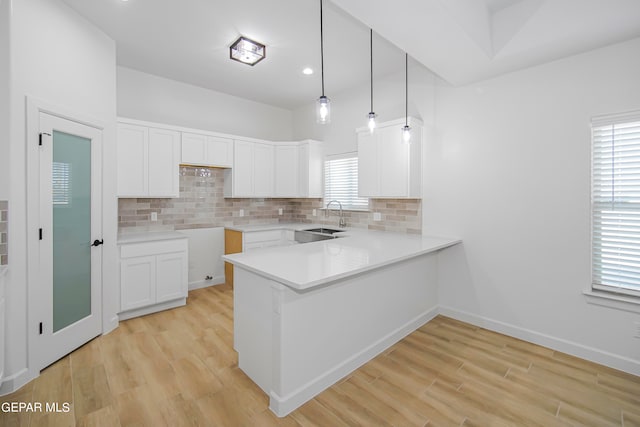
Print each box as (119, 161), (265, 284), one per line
(583, 289), (640, 314)
(319, 208), (370, 213)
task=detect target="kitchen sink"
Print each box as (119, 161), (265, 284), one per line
(294, 230), (344, 243)
(303, 227), (345, 235)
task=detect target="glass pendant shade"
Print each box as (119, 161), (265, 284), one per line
(368, 112), (377, 133)
(317, 95), (331, 124)
(402, 124), (412, 143)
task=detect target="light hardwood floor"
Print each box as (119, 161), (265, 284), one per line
(2, 284), (640, 426)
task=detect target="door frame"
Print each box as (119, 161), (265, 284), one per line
(26, 97), (109, 375)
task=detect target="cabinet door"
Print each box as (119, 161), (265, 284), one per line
(206, 136), (234, 167)
(148, 128), (180, 197)
(357, 131), (379, 197)
(156, 252), (187, 303)
(117, 124), (148, 197)
(253, 143), (274, 197)
(274, 145), (298, 197)
(378, 125), (409, 197)
(181, 132), (207, 165)
(121, 256), (155, 311)
(233, 140), (254, 196)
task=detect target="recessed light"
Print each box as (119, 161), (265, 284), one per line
(302, 68), (314, 75)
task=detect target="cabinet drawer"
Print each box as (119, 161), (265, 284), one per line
(243, 230), (283, 244)
(120, 238), (188, 258)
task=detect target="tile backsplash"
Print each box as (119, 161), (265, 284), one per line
(118, 167), (422, 234)
(0, 200), (7, 265)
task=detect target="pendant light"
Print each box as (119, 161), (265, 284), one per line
(367, 29), (376, 133)
(316, 0), (330, 124)
(402, 53), (411, 143)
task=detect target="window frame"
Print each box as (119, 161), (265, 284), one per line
(323, 152), (369, 212)
(591, 110), (640, 300)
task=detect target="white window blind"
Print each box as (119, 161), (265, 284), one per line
(592, 111), (640, 298)
(324, 154), (368, 211)
(52, 161), (71, 206)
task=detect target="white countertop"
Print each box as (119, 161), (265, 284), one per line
(117, 231), (188, 244)
(223, 228), (460, 291)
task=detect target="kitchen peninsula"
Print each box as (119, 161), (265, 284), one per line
(223, 228), (460, 416)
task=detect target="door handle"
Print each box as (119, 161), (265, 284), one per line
(91, 239), (104, 247)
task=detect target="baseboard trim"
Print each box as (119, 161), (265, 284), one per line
(118, 298), (186, 321)
(438, 306), (640, 376)
(0, 368), (36, 397)
(269, 305), (440, 417)
(188, 275), (225, 291)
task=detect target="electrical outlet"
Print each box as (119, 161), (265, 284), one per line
(278, 208), (283, 215)
(150, 212), (158, 222)
(239, 209), (244, 217)
(312, 209), (317, 217)
(373, 212), (382, 221)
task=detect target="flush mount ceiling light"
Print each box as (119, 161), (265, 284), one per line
(303, 67), (314, 75)
(316, 0), (330, 124)
(229, 36), (266, 66)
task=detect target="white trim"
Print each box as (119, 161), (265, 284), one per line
(591, 109), (640, 127)
(188, 275), (225, 291)
(439, 306), (640, 376)
(268, 305), (439, 417)
(118, 298), (186, 321)
(26, 96), (111, 384)
(583, 289), (640, 314)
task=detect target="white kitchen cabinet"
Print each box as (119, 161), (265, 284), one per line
(0, 267), (6, 385)
(298, 140), (323, 198)
(119, 236), (188, 319)
(357, 117), (422, 198)
(181, 132), (233, 168)
(224, 140), (274, 198)
(274, 144), (299, 197)
(225, 139), (322, 198)
(254, 142), (275, 197)
(117, 121), (180, 198)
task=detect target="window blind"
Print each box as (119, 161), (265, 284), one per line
(324, 155), (368, 211)
(592, 112), (640, 298)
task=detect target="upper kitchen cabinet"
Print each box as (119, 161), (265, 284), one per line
(271, 140), (323, 198)
(181, 132), (233, 168)
(357, 117), (422, 198)
(224, 140), (274, 197)
(298, 140), (323, 198)
(274, 143), (299, 197)
(117, 120), (180, 198)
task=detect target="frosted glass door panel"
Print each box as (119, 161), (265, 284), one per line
(52, 130), (92, 332)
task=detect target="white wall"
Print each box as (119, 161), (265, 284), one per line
(2, 0), (117, 393)
(0, 0), (10, 200)
(117, 67), (293, 141)
(429, 37), (640, 374)
(292, 64), (437, 156)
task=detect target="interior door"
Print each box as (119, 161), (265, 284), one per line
(37, 112), (102, 370)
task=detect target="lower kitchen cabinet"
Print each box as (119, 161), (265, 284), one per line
(119, 235), (188, 320)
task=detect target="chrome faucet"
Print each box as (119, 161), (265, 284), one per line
(326, 200), (346, 228)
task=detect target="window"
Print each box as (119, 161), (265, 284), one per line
(324, 153), (368, 211)
(592, 111), (640, 298)
(52, 161), (71, 206)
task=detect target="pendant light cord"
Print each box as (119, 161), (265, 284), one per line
(320, 0), (325, 97)
(370, 29), (373, 112)
(405, 53), (408, 126)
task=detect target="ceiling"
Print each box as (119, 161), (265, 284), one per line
(62, 0), (640, 109)
(332, 0), (640, 86)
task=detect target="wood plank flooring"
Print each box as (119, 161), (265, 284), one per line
(2, 284), (639, 426)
